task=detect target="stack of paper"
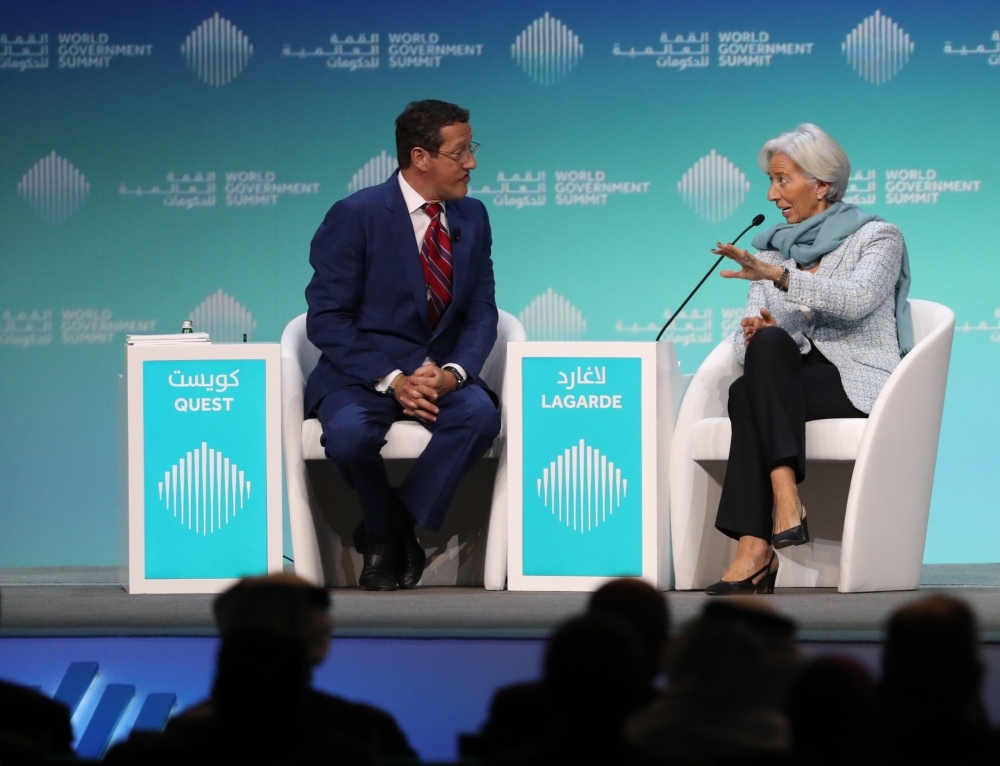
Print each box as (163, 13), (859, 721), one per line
(126, 333), (211, 345)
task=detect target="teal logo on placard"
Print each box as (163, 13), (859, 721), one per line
(522, 357), (642, 577)
(143, 360), (267, 579)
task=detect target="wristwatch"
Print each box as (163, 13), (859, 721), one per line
(773, 267), (791, 292)
(442, 364), (467, 389)
(385, 372), (405, 397)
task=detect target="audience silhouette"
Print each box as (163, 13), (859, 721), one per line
(471, 578), (668, 760)
(628, 599), (799, 764)
(878, 594), (999, 764)
(786, 656), (877, 766)
(4, 580), (1000, 764)
(588, 578), (671, 684)
(481, 613), (648, 766)
(209, 573), (415, 760)
(105, 573), (413, 764)
(0, 677), (75, 764)
(0, 589), (75, 765)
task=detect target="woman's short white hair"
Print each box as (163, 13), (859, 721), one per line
(758, 123), (851, 203)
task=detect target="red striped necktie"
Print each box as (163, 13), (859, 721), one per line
(419, 202), (454, 329)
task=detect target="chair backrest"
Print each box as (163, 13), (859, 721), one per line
(908, 298), (954, 348)
(280, 309), (526, 394)
(280, 313), (321, 382)
(862, 298), (955, 425)
(481, 310), (526, 396)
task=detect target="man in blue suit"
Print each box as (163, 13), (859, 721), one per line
(305, 100), (501, 590)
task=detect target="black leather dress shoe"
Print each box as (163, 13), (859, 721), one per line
(393, 496), (426, 589)
(353, 523), (398, 591)
(396, 522), (426, 589)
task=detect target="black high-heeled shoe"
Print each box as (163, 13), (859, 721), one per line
(773, 505), (810, 550)
(705, 553), (778, 596)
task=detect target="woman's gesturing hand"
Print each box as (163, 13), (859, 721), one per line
(741, 308), (777, 346)
(713, 243), (784, 283)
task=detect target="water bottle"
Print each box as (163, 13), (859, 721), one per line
(181, 320), (193, 334)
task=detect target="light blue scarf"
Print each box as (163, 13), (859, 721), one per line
(751, 201), (913, 354)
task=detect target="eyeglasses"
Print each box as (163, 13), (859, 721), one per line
(430, 141), (480, 163)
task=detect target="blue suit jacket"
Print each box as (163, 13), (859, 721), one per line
(304, 171), (498, 416)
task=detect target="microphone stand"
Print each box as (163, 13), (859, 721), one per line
(656, 216), (764, 342)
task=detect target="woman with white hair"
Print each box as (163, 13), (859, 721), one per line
(704, 123), (912, 596)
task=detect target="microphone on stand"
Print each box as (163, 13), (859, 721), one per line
(656, 214), (766, 342)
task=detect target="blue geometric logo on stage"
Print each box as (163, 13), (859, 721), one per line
(47, 661), (176, 760)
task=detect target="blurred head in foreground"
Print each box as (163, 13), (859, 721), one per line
(787, 656), (877, 766)
(627, 599), (800, 763)
(545, 613), (647, 747)
(214, 572), (333, 666)
(882, 594), (981, 706)
(588, 578), (669, 682)
(879, 595), (995, 762)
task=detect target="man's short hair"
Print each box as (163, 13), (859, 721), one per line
(395, 99), (470, 169)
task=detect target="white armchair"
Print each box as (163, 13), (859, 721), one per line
(281, 310), (524, 590)
(669, 299), (955, 592)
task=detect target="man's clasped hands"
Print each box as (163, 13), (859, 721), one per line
(392, 365), (460, 423)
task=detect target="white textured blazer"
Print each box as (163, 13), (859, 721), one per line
(734, 220), (904, 414)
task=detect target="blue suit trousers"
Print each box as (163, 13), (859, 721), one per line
(317, 385), (501, 535)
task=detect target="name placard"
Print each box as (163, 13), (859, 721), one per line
(507, 342), (679, 591)
(522, 357), (642, 577)
(121, 344), (282, 593)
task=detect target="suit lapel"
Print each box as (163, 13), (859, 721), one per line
(433, 201), (473, 337)
(383, 172), (431, 332)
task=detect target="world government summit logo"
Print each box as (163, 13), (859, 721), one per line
(842, 10), (914, 85)
(519, 288), (587, 341)
(189, 289), (256, 343)
(181, 13), (253, 87)
(17, 151), (89, 225)
(348, 150), (398, 194)
(158, 441), (251, 535)
(677, 150), (750, 224)
(537, 439), (628, 534)
(512, 12), (583, 85)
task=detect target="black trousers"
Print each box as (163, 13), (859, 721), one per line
(715, 326), (867, 541)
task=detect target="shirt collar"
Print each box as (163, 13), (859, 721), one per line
(398, 171), (444, 215)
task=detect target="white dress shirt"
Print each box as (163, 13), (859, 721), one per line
(374, 173), (466, 393)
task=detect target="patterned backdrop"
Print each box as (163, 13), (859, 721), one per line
(1, 0), (998, 566)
